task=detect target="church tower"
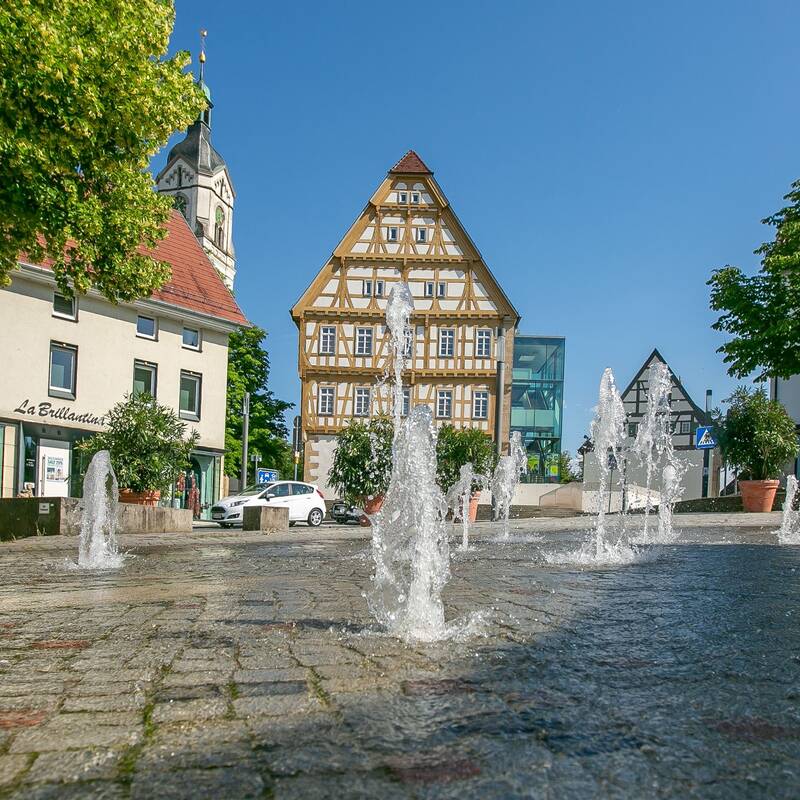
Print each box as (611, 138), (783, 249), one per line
(156, 35), (236, 288)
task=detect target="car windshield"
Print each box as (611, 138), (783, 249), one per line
(238, 483), (273, 496)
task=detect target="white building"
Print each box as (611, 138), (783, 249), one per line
(0, 211), (248, 516)
(583, 348), (711, 502)
(155, 82), (236, 289)
(770, 377), (800, 477)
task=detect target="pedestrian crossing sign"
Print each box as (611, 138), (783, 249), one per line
(695, 426), (716, 449)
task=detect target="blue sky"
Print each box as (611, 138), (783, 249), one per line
(153, 1), (800, 453)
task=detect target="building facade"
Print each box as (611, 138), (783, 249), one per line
(291, 151), (520, 496)
(0, 211), (248, 517)
(771, 377), (800, 477)
(155, 82), (237, 289)
(583, 348), (710, 501)
(510, 336), (565, 483)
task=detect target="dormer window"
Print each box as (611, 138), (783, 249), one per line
(214, 207), (225, 250)
(398, 191), (408, 204)
(387, 227), (398, 242)
(411, 192), (420, 204)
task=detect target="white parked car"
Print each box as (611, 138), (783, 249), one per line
(211, 481), (326, 528)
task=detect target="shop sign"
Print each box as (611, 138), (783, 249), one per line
(13, 398), (106, 427)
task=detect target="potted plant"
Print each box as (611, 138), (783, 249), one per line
(714, 387), (798, 512)
(79, 393), (199, 506)
(329, 417), (393, 523)
(436, 425), (497, 521)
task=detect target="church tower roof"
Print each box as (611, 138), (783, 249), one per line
(163, 118), (227, 176)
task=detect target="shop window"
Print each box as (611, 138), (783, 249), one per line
(49, 342), (77, 399)
(179, 371), (201, 420)
(182, 327), (201, 350)
(133, 361), (157, 398)
(52, 291), (77, 320)
(136, 315), (157, 340)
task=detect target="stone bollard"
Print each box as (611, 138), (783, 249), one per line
(242, 506), (289, 533)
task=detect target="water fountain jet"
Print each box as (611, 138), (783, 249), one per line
(78, 450), (124, 569)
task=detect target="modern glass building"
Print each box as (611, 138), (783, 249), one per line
(510, 335), (565, 483)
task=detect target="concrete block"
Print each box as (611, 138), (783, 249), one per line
(243, 506), (289, 533)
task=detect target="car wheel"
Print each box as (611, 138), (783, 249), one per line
(308, 508), (323, 527)
(289, 521), (296, 527)
(219, 523), (232, 529)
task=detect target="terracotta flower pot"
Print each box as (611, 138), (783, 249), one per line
(119, 489), (161, 507)
(468, 493), (480, 523)
(360, 494), (385, 526)
(739, 479), (780, 512)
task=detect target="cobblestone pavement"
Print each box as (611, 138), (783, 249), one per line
(0, 515), (798, 799)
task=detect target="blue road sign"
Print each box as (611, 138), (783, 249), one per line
(257, 468), (279, 484)
(695, 426), (717, 449)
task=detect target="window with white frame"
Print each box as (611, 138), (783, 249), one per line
(182, 327), (201, 350)
(438, 329), (455, 357)
(436, 390), (453, 419)
(375, 279), (385, 297)
(136, 315), (157, 339)
(416, 228), (427, 243)
(473, 390), (489, 420)
(179, 371), (201, 420)
(52, 291), (77, 320)
(678, 420), (691, 435)
(411, 191), (420, 204)
(355, 327), (373, 356)
(133, 360), (157, 398)
(387, 226), (398, 242)
(354, 387), (371, 417)
(363, 279), (373, 297)
(424, 281), (434, 298)
(403, 329), (414, 359)
(318, 386), (335, 416)
(402, 387), (411, 417)
(49, 342), (77, 399)
(476, 329), (492, 358)
(319, 326), (336, 355)
(398, 191), (408, 204)
(437, 281), (446, 298)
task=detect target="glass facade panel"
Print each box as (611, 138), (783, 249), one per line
(510, 335), (565, 483)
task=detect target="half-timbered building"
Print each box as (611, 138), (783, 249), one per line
(291, 151), (520, 495)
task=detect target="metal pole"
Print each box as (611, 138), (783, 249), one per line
(241, 392), (250, 490)
(292, 415), (301, 481)
(702, 389), (712, 498)
(492, 326), (507, 521)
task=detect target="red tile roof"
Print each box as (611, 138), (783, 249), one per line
(23, 211), (248, 327)
(147, 211), (248, 326)
(389, 150), (432, 175)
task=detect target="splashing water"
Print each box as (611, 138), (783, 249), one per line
(78, 450), (123, 569)
(368, 283), (473, 641)
(631, 362), (687, 543)
(491, 431), (527, 538)
(778, 475), (800, 544)
(446, 462), (488, 551)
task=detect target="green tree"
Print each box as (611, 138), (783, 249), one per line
(708, 179), (800, 380)
(329, 418), (394, 505)
(78, 393), (198, 493)
(225, 326), (293, 481)
(0, 0), (205, 301)
(712, 387), (798, 480)
(435, 425), (497, 493)
(558, 451), (579, 483)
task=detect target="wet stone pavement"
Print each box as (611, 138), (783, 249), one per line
(0, 518), (799, 799)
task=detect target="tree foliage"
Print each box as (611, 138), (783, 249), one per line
(708, 179), (800, 380)
(225, 326), (293, 481)
(558, 450), (580, 483)
(435, 425), (497, 493)
(78, 393), (198, 493)
(0, 0), (205, 300)
(712, 387), (798, 480)
(329, 418), (394, 504)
